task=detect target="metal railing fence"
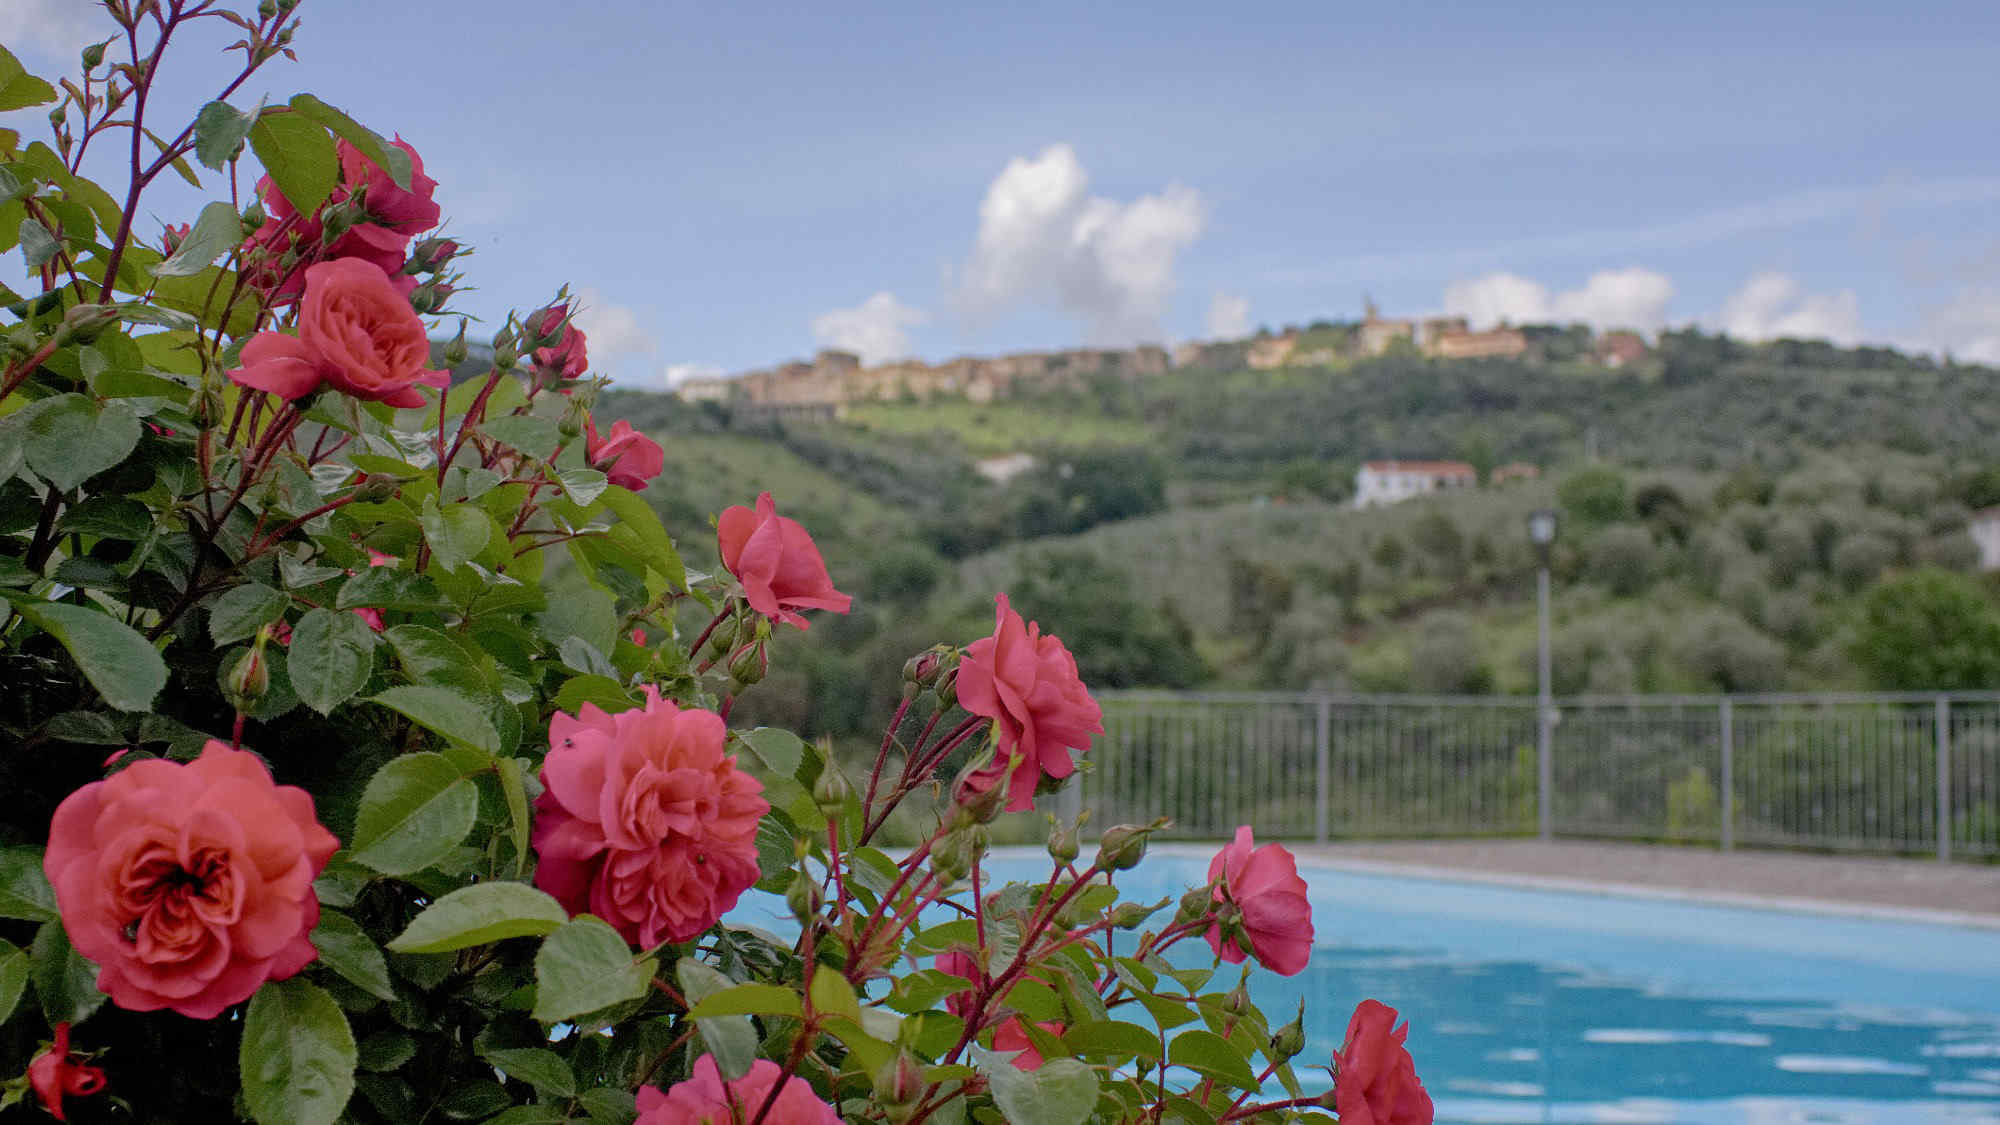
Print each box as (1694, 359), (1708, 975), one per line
(1073, 691), (2000, 861)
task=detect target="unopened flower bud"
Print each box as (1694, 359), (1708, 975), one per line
(412, 237), (458, 271)
(555, 400), (587, 442)
(934, 665), (959, 709)
(351, 475), (400, 503)
(1222, 977), (1251, 1018)
(491, 329), (518, 371)
(872, 1051), (925, 1119)
(81, 39), (108, 69)
(706, 614), (739, 659)
(319, 205), (354, 244)
(223, 644), (269, 710)
(256, 0), (277, 18)
(409, 283), (450, 314)
(277, 0), (300, 11)
(903, 647), (944, 688)
(1094, 823), (1151, 873)
(48, 104), (65, 129)
(240, 202), (267, 233)
(812, 764), (849, 818)
(949, 754), (1007, 827)
(1269, 999), (1307, 1063)
(1046, 817), (1079, 865)
(161, 222), (190, 256)
(785, 876), (820, 926)
(441, 321), (469, 367)
(1176, 886), (1212, 925)
(929, 825), (984, 885)
(727, 641), (768, 690)
(56, 303), (119, 346)
(1107, 899), (1162, 930)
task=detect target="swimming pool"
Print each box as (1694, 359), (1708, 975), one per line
(997, 846), (2000, 1125)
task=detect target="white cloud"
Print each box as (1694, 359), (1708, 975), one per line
(1205, 292), (1251, 339)
(663, 362), (724, 388)
(957, 143), (1204, 345)
(1717, 272), (1862, 345)
(1922, 288), (2000, 365)
(1, 0), (101, 58)
(572, 287), (657, 378)
(1442, 267), (1675, 334)
(810, 291), (925, 365)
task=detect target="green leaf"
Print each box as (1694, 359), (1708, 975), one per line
(152, 199), (241, 277)
(735, 727), (807, 776)
(480, 1108), (568, 1125)
(559, 468), (607, 506)
(288, 606), (378, 714)
(248, 109), (338, 217)
(30, 920), (104, 1027)
(498, 757), (531, 879)
(337, 568), (451, 612)
(421, 494), (491, 573)
(287, 94), (411, 189)
(21, 393), (141, 491)
(387, 882), (568, 953)
(18, 215), (56, 267)
(1064, 1019), (1162, 1059)
(677, 960), (758, 1081)
(551, 674), (634, 715)
(0, 939), (28, 1025)
(595, 486), (685, 590)
(356, 1029), (417, 1072)
(477, 1046), (575, 1098)
(209, 582), (290, 645)
(192, 98), (258, 170)
(808, 968), (860, 1020)
(239, 979), (357, 1125)
(3, 596), (166, 712)
(0, 846), (56, 921)
(310, 910), (395, 1002)
(369, 685), (500, 756)
(1167, 1028), (1257, 1087)
(686, 981), (804, 1020)
(531, 916), (652, 1024)
(349, 752), (478, 876)
(977, 1050), (1097, 1125)
(480, 416), (560, 461)
(0, 45), (56, 112)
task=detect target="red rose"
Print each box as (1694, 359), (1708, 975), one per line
(1203, 825), (1314, 976)
(229, 260), (448, 407)
(530, 302), (589, 379)
(584, 416), (665, 492)
(636, 1055), (839, 1125)
(715, 492), (853, 629)
(955, 593), (1103, 813)
(27, 1022), (106, 1122)
(532, 689), (768, 947)
(1334, 999), (1434, 1125)
(992, 1017), (1066, 1071)
(332, 136), (440, 261)
(42, 741), (339, 1019)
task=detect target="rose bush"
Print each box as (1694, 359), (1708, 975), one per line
(0, 7), (1430, 1124)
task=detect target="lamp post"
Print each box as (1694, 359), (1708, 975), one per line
(1528, 509), (1559, 841)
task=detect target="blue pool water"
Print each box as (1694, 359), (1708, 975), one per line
(730, 848), (2000, 1123)
(1003, 846), (2000, 1125)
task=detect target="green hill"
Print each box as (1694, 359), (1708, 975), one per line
(595, 338), (2000, 746)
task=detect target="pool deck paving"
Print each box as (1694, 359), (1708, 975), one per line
(1286, 839), (2000, 928)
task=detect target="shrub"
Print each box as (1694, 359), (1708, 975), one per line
(1852, 569), (2000, 690)
(1409, 612), (1493, 694)
(1671, 610), (1787, 692)
(1558, 467), (1629, 526)
(1587, 525), (1658, 596)
(0, 17), (1386, 1125)
(1831, 532), (1897, 592)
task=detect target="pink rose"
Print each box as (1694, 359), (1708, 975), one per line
(992, 1017), (1066, 1071)
(935, 950), (981, 1019)
(229, 260), (448, 407)
(715, 492), (853, 630)
(27, 1022), (106, 1122)
(584, 416), (665, 492)
(161, 222), (190, 256)
(1335, 1000), (1434, 1125)
(954, 593), (1103, 813)
(636, 1055), (839, 1125)
(530, 302), (589, 379)
(1203, 826), (1313, 976)
(43, 741), (339, 1019)
(334, 137), (439, 242)
(532, 689), (768, 947)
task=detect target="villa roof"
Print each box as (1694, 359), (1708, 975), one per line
(1362, 460), (1477, 474)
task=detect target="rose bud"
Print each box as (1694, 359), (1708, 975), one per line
(1095, 824), (1151, 872)
(1177, 885), (1213, 925)
(786, 876), (821, 927)
(727, 641), (768, 690)
(811, 763), (850, 818)
(1046, 817), (1080, 865)
(1270, 999), (1307, 1062)
(441, 320), (469, 367)
(161, 221), (191, 255)
(1107, 898), (1164, 930)
(223, 644), (269, 710)
(873, 1051), (926, 1121)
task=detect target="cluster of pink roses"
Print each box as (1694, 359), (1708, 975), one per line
(242, 136), (441, 303)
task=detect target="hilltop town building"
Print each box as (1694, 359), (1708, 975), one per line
(1353, 461), (1479, 508)
(1971, 508), (2000, 571)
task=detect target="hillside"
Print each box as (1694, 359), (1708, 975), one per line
(595, 340), (2000, 745)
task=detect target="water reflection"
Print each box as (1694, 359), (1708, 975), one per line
(1239, 944), (2000, 1124)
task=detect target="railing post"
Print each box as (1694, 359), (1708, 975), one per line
(1536, 567), (1553, 841)
(1937, 695), (1952, 863)
(1314, 697), (1331, 845)
(1719, 697), (1734, 851)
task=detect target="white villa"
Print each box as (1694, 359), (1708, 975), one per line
(1353, 460), (1478, 508)
(1971, 508), (2000, 571)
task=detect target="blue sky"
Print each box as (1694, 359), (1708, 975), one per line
(9, 0), (2000, 383)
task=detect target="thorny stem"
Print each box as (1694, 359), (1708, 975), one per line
(863, 694), (916, 827)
